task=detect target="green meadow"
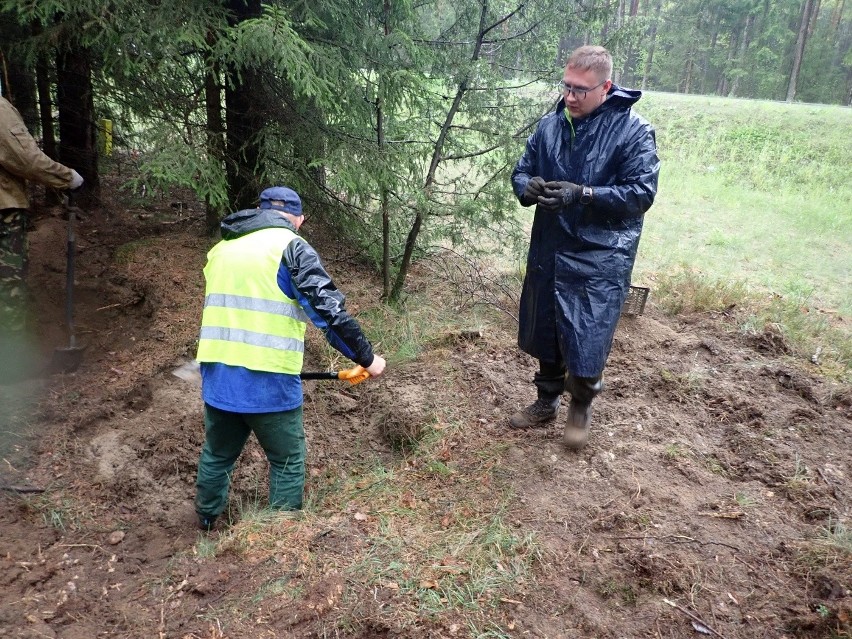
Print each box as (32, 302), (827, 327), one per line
(634, 92), (851, 317)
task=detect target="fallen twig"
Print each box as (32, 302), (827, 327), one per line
(608, 534), (740, 553)
(663, 598), (729, 639)
(1, 485), (45, 494)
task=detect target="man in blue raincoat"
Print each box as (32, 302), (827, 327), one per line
(510, 45), (660, 450)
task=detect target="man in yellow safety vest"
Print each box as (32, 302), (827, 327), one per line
(194, 186), (386, 530)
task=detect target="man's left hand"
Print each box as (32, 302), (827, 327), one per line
(539, 181), (581, 211)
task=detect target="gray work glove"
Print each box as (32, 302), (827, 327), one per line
(69, 169), (84, 191)
(539, 180), (581, 211)
(521, 176), (546, 206)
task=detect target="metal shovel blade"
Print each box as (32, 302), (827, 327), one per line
(50, 344), (86, 374)
(172, 360), (202, 386)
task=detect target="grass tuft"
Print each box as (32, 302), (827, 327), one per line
(651, 267), (851, 380)
(188, 417), (539, 636)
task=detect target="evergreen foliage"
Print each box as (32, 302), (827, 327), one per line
(1, 0), (849, 295)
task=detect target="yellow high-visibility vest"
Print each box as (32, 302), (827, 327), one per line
(196, 227), (308, 374)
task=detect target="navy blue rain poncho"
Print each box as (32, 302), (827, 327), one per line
(511, 85), (660, 377)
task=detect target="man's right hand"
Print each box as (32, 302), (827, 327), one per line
(521, 176), (546, 205)
(69, 169), (84, 191)
(366, 355), (386, 378)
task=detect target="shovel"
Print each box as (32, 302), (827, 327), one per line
(171, 360), (370, 387)
(300, 366), (370, 385)
(50, 192), (85, 374)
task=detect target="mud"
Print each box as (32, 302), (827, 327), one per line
(0, 180), (849, 638)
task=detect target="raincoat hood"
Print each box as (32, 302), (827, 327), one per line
(220, 208), (297, 240)
(554, 83), (643, 121)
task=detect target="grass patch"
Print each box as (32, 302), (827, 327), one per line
(733, 492), (757, 509)
(20, 494), (89, 533)
(796, 519), (852, 570)
(659, 363), (707, 396)
(653, 268), (749, 315)
(114, 237), (161, 265)
(662, 442), (688, 460)
(704, 455), (729, 477)
(635, 95), (851, 318)
(193, 422), (539, 635)
(650, 267), (851, 380)
(784, 455), (814, 496)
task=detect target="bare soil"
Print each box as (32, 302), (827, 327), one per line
(0, 177), (849, 639)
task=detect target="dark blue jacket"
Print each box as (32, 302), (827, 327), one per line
(220, 208), (375, 368)
(511, 86), (660, 376)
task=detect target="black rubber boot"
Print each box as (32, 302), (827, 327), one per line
(509, 395), (561, 429)
(562, 375), (602, 450)
(562, 401), (593, 450)
(197, 513), (218, 532)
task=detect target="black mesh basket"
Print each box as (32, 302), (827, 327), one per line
(622, 286), (649, 316)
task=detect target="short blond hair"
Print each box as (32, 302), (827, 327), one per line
(566, 46), (612, 82)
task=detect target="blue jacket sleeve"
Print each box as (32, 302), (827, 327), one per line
(277, 238), (375, 368)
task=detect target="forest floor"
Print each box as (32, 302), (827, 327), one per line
(0, 171), (850, 639)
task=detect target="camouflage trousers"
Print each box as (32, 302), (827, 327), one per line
(1, 208), (28, 333)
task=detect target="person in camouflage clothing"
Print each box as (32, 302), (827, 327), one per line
(1, 95), (82, 380)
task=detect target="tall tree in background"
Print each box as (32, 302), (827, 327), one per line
(55, 43), (98, 198)
(641, 0), (663, 90)
(3, 2), (104, 199)
(223, 0), (265, 210)
(0, 14), (38, 129)
(628, 0), (849, 102)
(788, 0), (818, 100)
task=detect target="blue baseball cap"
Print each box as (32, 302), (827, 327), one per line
(258, 186), (302, 215)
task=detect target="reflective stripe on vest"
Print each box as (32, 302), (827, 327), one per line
(196, 227), (307, 374)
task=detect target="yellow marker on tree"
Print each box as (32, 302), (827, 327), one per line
(100, 119), (113, 156)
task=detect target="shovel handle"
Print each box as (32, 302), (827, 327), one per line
(65, 194), (77, 349)
(300, 366), (370, 385)
(299, 371), (338, 380)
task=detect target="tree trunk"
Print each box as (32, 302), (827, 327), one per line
(380, 0), (391, 299)
(56, 45), (99, 201)
(729, 13), (755, 97)
(610, 0), (626, 84)
(807, 0), (821, 41)
(0, 20), (38, 130)
(3, 63), (37, 132)
(701, 14), (720, 95)
(204, 32), (225, 234)
(621, 0), (641, 85)
(35, 58), (56, 160)
(787, 0), (815, 102)
(36, 53), (62, 206)
(390, 0), (493, 300)
(682, 14), (702, 94)
(847, 70), (852, 106)
(830, 0), (845, 33)
(683, 52), (694, 94)
(717, 28), (739, 95)
(224, 0), (264, 210)
(641, 0), (662, 90)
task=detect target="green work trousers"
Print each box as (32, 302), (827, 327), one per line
(195, 403), (305, 518)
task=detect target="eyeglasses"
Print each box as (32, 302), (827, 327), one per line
(558, 79), (606, 99)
